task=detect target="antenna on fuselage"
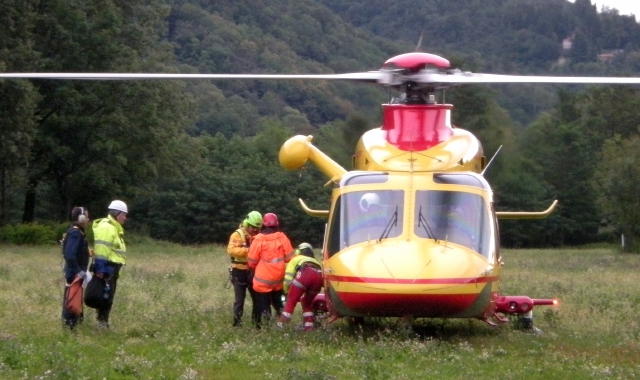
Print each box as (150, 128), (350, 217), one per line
(415, 30), (425, 52)
(481, 145), (503, 176)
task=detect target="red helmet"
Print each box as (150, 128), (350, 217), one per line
(262, 213), (279, 227)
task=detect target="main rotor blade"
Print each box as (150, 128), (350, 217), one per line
(4, 70), (640, 86)
(0, 72), (385, 82)
(417, 71), (640, 85)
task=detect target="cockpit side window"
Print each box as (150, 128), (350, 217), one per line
(327, 197), (342, 258)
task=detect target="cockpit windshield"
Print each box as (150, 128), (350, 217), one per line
(327, 190), (404, 253)
(414, 190), (493, 258)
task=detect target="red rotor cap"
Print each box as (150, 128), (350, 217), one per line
(383, 52), (450, 73)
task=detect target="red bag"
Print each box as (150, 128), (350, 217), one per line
(64, 276), (83, 316)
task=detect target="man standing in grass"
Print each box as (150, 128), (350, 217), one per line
(61, 206), (91, 329)
(92, 200), (128, 329)
(227, 211), (262, 327)
(248, 213), (294, 328)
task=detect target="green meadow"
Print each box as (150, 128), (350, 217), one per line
(1, 242), (639, 379)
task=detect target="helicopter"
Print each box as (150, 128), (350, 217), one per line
(4, 51), (640, 328)
(276, 52), (640, 328)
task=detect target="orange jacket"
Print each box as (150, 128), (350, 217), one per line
(248, 231), (294, 292)
(227, 226), (253, 270)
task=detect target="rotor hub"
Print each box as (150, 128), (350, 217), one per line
(383, 52), (450, 73)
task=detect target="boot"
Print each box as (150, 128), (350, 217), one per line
(302, 312), (315, 331)
(277, 312), (292, 328)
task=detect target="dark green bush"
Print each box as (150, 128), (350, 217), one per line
(53, 223), (71, 242)
(0, 223), (61, 245)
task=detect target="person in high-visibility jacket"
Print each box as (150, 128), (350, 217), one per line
(247, 212), (294, 328)
(226, 211), (262, 327)
(279, 243), (323, 331)
(92, 199), (128, 328)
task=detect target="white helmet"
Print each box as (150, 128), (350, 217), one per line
(359, 193), (380, 212)
(298, 242), (313, 251)
(297, 242), (314, 258)
(108, 200), (128, 214)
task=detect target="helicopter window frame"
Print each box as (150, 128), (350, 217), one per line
(433, 173), (491, 191)
(339, 171), (390, 187)
(491, 202), (501, 263)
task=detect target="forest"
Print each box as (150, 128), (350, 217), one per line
(1, 0), (640, 250)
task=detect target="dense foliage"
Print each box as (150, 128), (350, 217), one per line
(1, 0), (640, 249)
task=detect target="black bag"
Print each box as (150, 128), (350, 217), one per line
(84, 276), (111, 309)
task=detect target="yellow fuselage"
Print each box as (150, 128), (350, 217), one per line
(323, 171), (500, 318)
(280, 103), (501, 318)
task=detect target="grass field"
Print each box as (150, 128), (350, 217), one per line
(1, 241), (639, 379)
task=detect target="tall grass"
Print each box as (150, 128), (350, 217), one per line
(1, 244), (639, 379)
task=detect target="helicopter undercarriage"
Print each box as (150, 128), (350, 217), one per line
(311, 290), (555, 332)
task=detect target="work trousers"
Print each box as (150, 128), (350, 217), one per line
(97, 266), (121, 324)
(231, 268), (257, 326)
(254, 289), (284, 329)
(282, 265), (323, 330)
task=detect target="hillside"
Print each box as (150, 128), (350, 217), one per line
(3, 0), (640, 248)
(166, 0), (408, 135)
(166, 0), (640, 130)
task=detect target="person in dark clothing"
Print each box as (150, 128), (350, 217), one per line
(61, 206), (91, 329)
(226, 211), (262, 327)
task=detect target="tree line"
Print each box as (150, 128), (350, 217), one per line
(1, 0), (640, 250)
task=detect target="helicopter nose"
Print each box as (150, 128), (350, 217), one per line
(325, 240), (494, 318)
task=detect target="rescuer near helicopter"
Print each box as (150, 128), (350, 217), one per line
(247, 213), (294, 328)
(226, 211), (262, 327)
(91, 200), (128, 328)
(61, 206), (91, 329)
(278, 242), (323, 331)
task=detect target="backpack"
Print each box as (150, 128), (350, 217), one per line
(84, 275), (112, 309)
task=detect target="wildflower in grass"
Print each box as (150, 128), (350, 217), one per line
(180, 368), (197, 380)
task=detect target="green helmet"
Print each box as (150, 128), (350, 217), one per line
(244, 211), (263, 228)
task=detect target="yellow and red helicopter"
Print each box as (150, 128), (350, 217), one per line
(4, 52), (640, 328)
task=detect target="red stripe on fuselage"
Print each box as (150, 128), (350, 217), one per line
(325, 274), (498, 285)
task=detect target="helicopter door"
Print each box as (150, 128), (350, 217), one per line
(414, 190), (494, 259)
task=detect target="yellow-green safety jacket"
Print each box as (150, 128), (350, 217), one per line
(93, 215), (126, 265)
(283, 252), (321, 293)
